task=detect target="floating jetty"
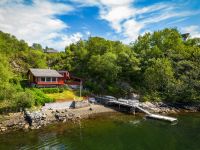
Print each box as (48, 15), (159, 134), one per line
(146, 114), (177, 122)
(95, 96), (178, 123)
(136, 105), (177, 122)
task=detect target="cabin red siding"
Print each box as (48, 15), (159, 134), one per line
(58, 71), (70, 81)
(36, 81), (64, 85)
(28, 69), (82, 87)
(28, 71), (65, 87)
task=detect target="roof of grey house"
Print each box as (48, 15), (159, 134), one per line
(44, 49), (58, 53)
(181, 33), (190, 37)
(29, 68), (63, 77)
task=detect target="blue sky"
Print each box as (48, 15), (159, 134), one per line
(0, 0), (199, 50)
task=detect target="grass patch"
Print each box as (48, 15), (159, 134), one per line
(46, 90), (84, 101)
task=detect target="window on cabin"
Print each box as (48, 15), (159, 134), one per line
(46, 77), (51, 82)
(41, 77), (45, 82)
(52, 77), (57, 82)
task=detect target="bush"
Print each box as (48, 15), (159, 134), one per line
(14, 89), (35, 108)
(0, 86), (34, 113)
(41, 88), (64, 94)
(30, 89), (55, 106)
(141, 92), (162, 102)
(81, 90), (91, 97)
(75, 89), (91, 97)
(0, 84), (17, 101)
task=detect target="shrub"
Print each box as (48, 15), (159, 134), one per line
(81, 90), (91, 97)
(59, 88), (64, 93)
(14, 90), (35, 108)
(30, 88), (55, 105)
(41, 88), (64, 94)
(0, 86), (34, 113)
(63, 85), (70, 90)
(75, 89), (91, 97)
(0, 84), (16, 101)
(141, 92), (162, 102)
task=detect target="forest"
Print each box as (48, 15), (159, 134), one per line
(0, 28), (200, 110)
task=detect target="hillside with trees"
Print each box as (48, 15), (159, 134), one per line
(0, 28), (200, 111)
(132, 28), (200, 102)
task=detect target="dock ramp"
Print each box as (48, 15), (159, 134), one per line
(106, 98), (178, 123)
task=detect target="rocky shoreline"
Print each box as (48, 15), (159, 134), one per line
(140, 101), (200, 114)
(0, 102), (200, 134)
(0, 104), (116, 133)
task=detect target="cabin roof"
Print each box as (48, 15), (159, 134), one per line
(29, 68), (63, 77)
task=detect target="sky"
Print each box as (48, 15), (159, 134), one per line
(0, 0), (199, 51)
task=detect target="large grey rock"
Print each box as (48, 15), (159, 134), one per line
(72, 100), (89, 109)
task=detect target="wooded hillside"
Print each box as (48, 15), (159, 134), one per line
(0, 28), (200, 111)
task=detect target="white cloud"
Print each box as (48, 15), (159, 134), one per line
(123, 19), (143, 42)
(44, 32), (83, 50)
(0, 0), (198, 49)
(135, 3), (170, 15)
(71, 0), (198, 43)
(141, 10), (194, 24)
(181, 25), (200, 38)
(0, 0), (82, 50)
(100, 5), (135, 32)
(72, 0), (137, 40)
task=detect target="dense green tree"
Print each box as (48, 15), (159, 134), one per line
(131, 28), (200, 102)
(144, 58), (174, 92)
(64, 37), (140, 95)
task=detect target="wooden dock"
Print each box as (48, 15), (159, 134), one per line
(146, 114), (177, 122)
(95, 96), (178, 123)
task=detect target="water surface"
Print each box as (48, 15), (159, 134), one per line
(0, 112), (200, 150)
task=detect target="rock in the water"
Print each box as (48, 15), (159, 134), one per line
(0, 127), (7, 132)
(24, 124), (29, 130)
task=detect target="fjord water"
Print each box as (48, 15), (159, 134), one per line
(0, 113), (200, 150)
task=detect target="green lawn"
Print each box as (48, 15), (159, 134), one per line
(46, 90), (84, 102)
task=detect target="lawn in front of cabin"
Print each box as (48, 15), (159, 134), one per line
(46, 90), (84, 102)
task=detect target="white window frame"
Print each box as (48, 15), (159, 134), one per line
(38, 77), (58, 82)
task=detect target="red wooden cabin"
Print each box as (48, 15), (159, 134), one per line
(28, 68), (82, 88)
(28, 68), (65, 87)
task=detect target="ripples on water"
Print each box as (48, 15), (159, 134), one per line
(0, 113), (200, 150)
(20, 132), (66, 150)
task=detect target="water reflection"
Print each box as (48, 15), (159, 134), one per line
(19, 131), (67, 150)
(0, 113), (200, 150)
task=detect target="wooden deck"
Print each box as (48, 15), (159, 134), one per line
(95, 96), (178, 123)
